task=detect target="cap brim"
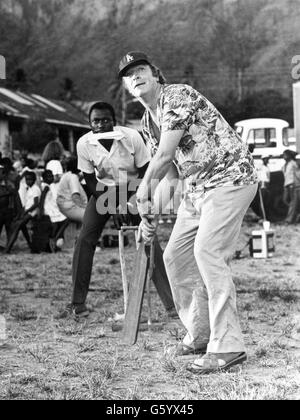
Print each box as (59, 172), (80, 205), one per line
(119, 59), (150, 77)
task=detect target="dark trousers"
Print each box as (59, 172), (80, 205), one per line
(71, 196), (175, 311)
(5, 214), (32, 253)
(51, 219), (70, 241)
(0, 212), (13, 246)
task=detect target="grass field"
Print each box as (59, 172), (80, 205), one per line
(0, 219), (299, 400)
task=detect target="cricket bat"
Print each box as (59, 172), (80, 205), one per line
(122, 238), (150, 345)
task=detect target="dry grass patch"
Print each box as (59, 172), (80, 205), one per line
(183, 373), (299, 400)
(0, 221), (300, 400)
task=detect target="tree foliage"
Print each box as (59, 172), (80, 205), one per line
(12, 121), (57, 154)
(0, 0), (299, 124)
(217, 89), (293, 127)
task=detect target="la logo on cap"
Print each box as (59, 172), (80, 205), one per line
(126, 54), (134, 62)
(0, 55), (6, 79)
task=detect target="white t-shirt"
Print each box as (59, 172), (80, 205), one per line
(41, 182), (66, 223)
(21, 184), (41, 217)
(57, 172), (87, 209)
(19, 168), (40, 205)
(46, 160), (63, 177)
(76, 126), (150, 187)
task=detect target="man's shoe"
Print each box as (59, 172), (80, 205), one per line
(187, 352), (247, 374)
(73, 304), (89, 317)
(55, 303), (89, 319)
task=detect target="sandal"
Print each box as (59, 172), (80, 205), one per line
(166, 343), (207, 357)
(187, 352), (247, 374)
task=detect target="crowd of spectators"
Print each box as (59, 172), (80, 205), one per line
(0, 140), (88, 254)
(1, 143), (299, 253)
(249, 149), (300, 223)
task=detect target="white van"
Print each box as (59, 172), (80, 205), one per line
(234, 118), (297, 172)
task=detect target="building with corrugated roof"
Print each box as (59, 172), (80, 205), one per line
(0, 87), (90, 156)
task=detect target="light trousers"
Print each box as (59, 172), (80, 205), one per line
(284, 185), (300, 223)
(163, 184), (258, 353)
(57, 199), (86, 223)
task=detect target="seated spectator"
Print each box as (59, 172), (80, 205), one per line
(56, 156), (88, 223)
(5, 171), (41, 253)
(42, 140), (65, 183)
(18, 158), (41, 203)
(40, 170), (68, 252)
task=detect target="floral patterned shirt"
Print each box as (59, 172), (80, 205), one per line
(142, 84), (257, 190)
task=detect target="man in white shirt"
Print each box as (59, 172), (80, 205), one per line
(61, 102), (175, 318)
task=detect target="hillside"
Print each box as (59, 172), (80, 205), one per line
(0, 0), (299, 123)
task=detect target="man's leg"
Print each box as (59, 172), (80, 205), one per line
(5, 215), (31, 253)
(53, 220), (69, 241)
(163, 196), (210, 350)
(285, 186), (297, 223)
(5, 222), (21, 253)
(71, 196), (110, 306)
(4, 214), (13, 244)
(20, 224), (32, 249)
(194, 184), (257, 354)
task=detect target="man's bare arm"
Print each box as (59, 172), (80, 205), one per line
(136, 130), (184, 205)
(153, 163), (179, 214)
(83, 172), (103, 199)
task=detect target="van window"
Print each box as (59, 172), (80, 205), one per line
(247, 128), (276, 148)
(285, 127), (296, 146)
(283, 128), (289, 146)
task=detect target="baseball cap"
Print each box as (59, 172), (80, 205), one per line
(118, 51), (151, 77)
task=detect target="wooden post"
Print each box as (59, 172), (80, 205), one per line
(293, 82), (300, 153)
(68, 128), (75, 153)
(0, 119), (10, 156)
(237, 68), (243, 102)
(0, 55), (5, 80)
